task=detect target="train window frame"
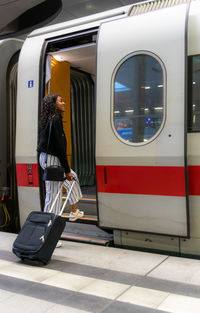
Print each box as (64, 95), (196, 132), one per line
(111, 51), (167, 146)
(188, 54), (200, 133)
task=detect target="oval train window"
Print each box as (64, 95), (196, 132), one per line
(112, 53), (165, 145)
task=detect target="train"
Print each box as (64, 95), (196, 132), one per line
(1, 0), (200, 256)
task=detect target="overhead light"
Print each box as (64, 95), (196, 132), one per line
(193, 82), (196, 85)
(86, 4), (94, 9)
(125, 109), (134, 113)
(154, 107), (163, 110)
(52, 54), (63, 61)
(157, 85), (163, 88)
(141, 86), (151, 89)
(144, 108), (149, 111)
(114, 110), (120, 114)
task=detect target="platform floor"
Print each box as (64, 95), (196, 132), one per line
(1, 232), (200, 313)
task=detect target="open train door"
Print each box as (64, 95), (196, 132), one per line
(96, 3), (190, 237)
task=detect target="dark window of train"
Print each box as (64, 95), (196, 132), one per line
(113, 54), (164, 144)
(188, 55), (200, 132)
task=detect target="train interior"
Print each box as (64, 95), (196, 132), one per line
(44, 31), (113, 244)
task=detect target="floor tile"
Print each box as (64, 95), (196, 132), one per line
(158, 293), (200, 313)
(0, 294), (54, 313)
(47, 259), (141, 285)
(0, 259), (13, 269)
(61, 292), (111, 313)
(0, 274), (35, 294)
(79, 279), (130, 300)
(137, 276), (200, 299)
(52, 240), (102, 264)
(0, 249), (19, 262)
(101, 301), (163, 313)
(41, 272), (95, 292)
(0, 262), (59, 283)
(82, 248), (168, 276)
(149, 256), (200, 285)
(102, 269), (142, 285)
(22, 281), (74, 304)
(0, 288), (15, 302)
(54, 241), (167, 276)
(118, 286), (169, 309)
(45, 303), (91, 313)
(0, 232), (16, 250)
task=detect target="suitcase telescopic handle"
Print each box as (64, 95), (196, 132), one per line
(48, 180), (75, 215)
(59, 181), (75, 216)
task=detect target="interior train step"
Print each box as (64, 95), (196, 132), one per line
(62, 213), (98, 225)
(62, 185), (98, 224)
(61, 222), (113, 246)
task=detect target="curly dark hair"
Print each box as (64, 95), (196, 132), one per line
(39, 94), (60, 127)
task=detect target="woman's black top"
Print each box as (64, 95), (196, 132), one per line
(37, 114), (70, 173)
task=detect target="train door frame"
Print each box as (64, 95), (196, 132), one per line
(38, 28), (99, 215)
(6, 51), (21, 232)
(0, 39), (23, 232)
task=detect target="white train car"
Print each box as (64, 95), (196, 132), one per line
(15, 0), (200, 256)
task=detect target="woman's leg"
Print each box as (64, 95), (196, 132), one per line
(39, 153), (62, 214)
(63, 169), (83, 205)
(63, 169), (84, 221)
(44, 180), (62, 214)
(71, 203), (77, 213)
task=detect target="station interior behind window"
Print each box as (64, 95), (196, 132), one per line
(188, 55), (200, 132)
(113, 53), (164, 144)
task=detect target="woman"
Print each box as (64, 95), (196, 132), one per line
(37, 94), (84, 223)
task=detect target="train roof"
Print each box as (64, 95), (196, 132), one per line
(28, 5), (132, 38)
(28, 0), (199, 39)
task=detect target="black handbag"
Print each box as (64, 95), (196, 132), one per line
(43, 118), (65, 181)
(43, 165), (65, 181)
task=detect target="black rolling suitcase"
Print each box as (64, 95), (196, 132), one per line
(12, 181), (75, 265)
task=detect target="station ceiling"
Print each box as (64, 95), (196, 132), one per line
(53, 0), (141, 23)
(0, 0), (142, 38)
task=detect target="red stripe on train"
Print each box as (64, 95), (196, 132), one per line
(15, 163), (200, 197)
(16, 163), (39, 187)
(96, 165), (187, 197)
(96, 165), (200, 196)
(188, 165), (200, 196)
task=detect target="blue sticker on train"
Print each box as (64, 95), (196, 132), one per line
(28, 80), (34, 88)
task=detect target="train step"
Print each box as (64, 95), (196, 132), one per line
(61, 222), (113, 246)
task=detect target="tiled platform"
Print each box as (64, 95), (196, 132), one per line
(1, 232), (200, 312)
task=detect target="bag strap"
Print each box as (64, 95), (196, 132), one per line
(45, 117), (53, 165)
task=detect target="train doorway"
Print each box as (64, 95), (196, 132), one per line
(43, 31), (113, 244)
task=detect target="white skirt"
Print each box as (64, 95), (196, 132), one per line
(39, 152), (82, 214)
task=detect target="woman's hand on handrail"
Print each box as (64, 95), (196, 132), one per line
(65, 172), (73, 181)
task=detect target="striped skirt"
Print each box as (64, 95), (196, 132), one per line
(39, 152), (82, 215)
